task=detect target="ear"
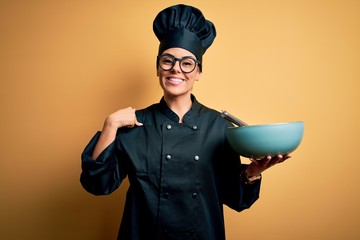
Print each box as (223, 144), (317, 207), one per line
(195, 70), (201, 81)
(156, 68), (159, 77)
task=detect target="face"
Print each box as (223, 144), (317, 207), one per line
(157, 48), (201, 99)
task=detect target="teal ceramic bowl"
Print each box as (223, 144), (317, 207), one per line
(226, 121), (304, 158)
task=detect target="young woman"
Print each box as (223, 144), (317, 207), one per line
(81, 4), (289, 240)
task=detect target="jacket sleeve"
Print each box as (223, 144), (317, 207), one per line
(80, 132), (127, 195)
(224, 164), (261, 212)
(221, 129), (261, 212)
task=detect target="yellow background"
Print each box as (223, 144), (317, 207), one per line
(1, 0), (359, 239)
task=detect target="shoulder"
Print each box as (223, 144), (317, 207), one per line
(134, 103), (161, 124)
(195, 100), (233, 128)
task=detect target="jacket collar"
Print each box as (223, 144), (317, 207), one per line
(159, 94), (201, 128)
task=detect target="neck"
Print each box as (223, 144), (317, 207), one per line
(164, 94), (192, 123)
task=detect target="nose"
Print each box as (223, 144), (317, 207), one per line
(171, 59), (182, 72)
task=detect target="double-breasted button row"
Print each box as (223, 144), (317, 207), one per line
(165, 154), (199, 161)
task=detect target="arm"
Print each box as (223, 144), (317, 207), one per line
(227, 154), (292, 210)
(223, 154), (292, 210)
(80, 107), (143, 195)
(220, 138), (261, 211)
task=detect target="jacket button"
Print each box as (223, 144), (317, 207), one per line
(166, 124), (172, 130)
(165, 154), (171, 160)
(192, 193), (198, 199)
(194, 155), (200, 161)
(192, 125), (198, 130)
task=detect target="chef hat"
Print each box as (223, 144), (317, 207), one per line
(153, 4), (216, 71)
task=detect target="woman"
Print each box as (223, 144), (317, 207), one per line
(80, 4), (290, 240)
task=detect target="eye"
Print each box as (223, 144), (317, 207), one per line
(160, 56), (174, 65)
(181, 58), (195, 67)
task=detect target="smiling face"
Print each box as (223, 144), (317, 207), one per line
(157, 48), (201, 100)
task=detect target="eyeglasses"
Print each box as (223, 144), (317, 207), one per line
(157, 54), (200, 73)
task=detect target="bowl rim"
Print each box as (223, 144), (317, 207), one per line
(227, 121), (304, 129)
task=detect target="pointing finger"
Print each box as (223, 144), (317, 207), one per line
(135, 120), (143, 126)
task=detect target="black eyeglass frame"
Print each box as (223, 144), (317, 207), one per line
(157, 54), (201, 73)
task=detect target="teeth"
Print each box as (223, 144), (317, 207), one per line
(168, 78), (183, 83)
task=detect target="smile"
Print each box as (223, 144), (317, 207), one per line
(166, 77), (184, 84)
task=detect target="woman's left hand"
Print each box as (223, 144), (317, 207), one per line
(245, 154), (292, 177)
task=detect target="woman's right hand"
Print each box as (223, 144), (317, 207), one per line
(92, 107), (143, 160)
(104, 107), (143, 130)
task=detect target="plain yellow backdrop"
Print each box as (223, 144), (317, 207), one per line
(1, 0), (359, 239)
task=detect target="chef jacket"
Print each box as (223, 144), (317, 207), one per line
(80, 95), (261, 240)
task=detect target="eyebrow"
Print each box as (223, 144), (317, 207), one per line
(163, 53), (195, 59)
